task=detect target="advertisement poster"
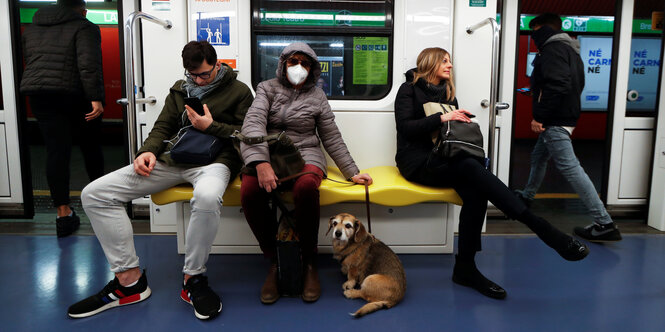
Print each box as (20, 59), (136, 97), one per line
(627, 37), (662, 110)
(317, 57), (344, 97)
(352, 37), (388, 85)
(188, 0), (238, 69)
(578, 36), (613, 111)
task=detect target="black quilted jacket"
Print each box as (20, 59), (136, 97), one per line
(20, 5), (104, 102)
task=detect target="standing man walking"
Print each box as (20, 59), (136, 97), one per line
(20, 0), (106, 237)
(514, 13), (621, 242)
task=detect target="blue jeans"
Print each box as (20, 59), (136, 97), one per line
(520, 126), (613, 225)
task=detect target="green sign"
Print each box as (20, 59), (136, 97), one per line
(470, 0), (487, 7)
(352, 37), (388, 85)
(20, 8), (118, 25)
(520, 15), (661, 34)
(260, 11), (385, 27)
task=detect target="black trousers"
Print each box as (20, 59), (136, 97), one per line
(409, 155), (528, 256)
(29, 93), (104, 207)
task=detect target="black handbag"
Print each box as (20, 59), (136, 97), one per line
(234, 131), (306, 179)
(169, 127), (223, 165)
(432, 106), (485, 161)
(272, 192), (303, 296)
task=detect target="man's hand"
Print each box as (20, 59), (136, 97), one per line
(441, 109), (473, 123)
(531, 119), (545, 133)
(351, 173), (373, 185)
(186, 104), (213, 131)
(256, 162), (278, 193)
(133, 152), (156, 176)
(86, 101), (104, 121)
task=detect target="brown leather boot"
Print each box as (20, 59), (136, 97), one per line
(301, 264), (321, 302)
(260, 263), (279, 304)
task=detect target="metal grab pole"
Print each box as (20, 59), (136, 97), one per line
(466, 18), (508, 174)
(123, 11), (172, 162)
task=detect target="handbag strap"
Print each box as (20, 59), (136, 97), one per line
(231, 130), (283, 145)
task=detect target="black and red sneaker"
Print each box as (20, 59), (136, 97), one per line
(180, 275), (222, 320)
(68, 270), (151, 318)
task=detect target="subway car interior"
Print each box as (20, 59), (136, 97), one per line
(1, 0), (664, 330)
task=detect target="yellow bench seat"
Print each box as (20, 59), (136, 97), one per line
(151, 166), (462, 207)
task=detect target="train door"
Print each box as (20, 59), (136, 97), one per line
(607, 0), (664, 211)
(8, 1), (125, 221)
(0, 0), (30, 217)
(506, 0), (621, 214)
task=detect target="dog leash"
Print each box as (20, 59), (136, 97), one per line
(324, 177), (372, 233)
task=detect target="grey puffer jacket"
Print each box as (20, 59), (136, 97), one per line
(240, 42), (359, 179)
(20, 5), (104, 102)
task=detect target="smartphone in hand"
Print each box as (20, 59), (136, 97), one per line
(516, 87), (531, 95)
(184, 97), (205, 116)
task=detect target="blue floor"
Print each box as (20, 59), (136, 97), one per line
(4, 234), (665, 332)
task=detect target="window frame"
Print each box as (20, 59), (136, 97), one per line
(250, 0), (395, 100)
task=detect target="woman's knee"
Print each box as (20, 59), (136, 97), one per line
(293, 176), (320, 201)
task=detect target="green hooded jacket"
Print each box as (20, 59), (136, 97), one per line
(137, 63), (253, 179)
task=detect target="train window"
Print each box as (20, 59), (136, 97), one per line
(625, 0), (663, 117)
(251, 0), (394, 100)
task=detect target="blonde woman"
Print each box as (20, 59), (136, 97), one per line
(394, 47), (588, 299)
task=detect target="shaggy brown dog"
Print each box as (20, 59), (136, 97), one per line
(327, 213), (406, 317)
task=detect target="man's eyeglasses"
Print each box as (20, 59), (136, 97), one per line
(286, 57), (312, 68)
(185, 66), (216, 80)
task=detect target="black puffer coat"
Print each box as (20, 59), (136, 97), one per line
(530, 33), (584, 127)
(394, 69), (459, 180)
(20, 5), (104, 102)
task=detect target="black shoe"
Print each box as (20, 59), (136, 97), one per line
(513, 190), (533, 208)
(181, 275), (222, 320)
(68, 270), (151, 318)
(555, 238), (590, 261)
(574, 223), (622, 243)
(56, 211), (80, 238)
(452, 255), (507, 299)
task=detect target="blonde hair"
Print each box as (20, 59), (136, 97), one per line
(412, 47), (455, 102)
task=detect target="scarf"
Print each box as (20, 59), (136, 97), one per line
(182, 65), (227, 99)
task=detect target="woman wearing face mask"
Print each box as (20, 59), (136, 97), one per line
(394, 47), (589, 300)
(240, 42), (372, 304)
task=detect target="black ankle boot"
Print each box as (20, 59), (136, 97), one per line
(452, 255), (507, 299)
(518, 211), (589, 261)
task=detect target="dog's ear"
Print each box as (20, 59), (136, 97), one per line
(353, 218), (368, 242)
(325, 215), (336, 236)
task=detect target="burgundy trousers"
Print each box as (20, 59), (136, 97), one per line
(240, 164), (324, 262)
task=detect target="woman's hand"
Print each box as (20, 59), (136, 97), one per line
(256, 162), (278, 192)
(440, 109), (473, 123)
(351, 173), (373, 185)
(186, 104), (213, 131)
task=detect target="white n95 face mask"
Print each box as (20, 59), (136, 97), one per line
(286, 64), (309, 86)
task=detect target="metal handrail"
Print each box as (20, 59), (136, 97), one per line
(123, 11), (172, 162)
(466, 17), (508, 174)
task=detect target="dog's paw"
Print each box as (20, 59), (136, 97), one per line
(342, 280), (356, 290)
(343, 289), (356, 299)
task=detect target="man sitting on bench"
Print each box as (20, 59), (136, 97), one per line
(68, 41), (253, 321)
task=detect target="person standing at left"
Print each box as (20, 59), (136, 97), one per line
(20, 0), (105, 237)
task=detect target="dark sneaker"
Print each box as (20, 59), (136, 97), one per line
(56, 211), (80, 238)
(574, 222), (622, 243)
(68, 270), (151, 318)
(513, 190), (533, 208)
(556, 238), (590, 261)
(180, 275), (222, 320)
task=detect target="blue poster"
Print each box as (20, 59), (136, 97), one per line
(627, 37), (662, 111)
(196, 16), (230, 46)
(578, 36), (613, 111)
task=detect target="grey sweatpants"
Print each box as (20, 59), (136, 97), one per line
(81, 161), (231, 275)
